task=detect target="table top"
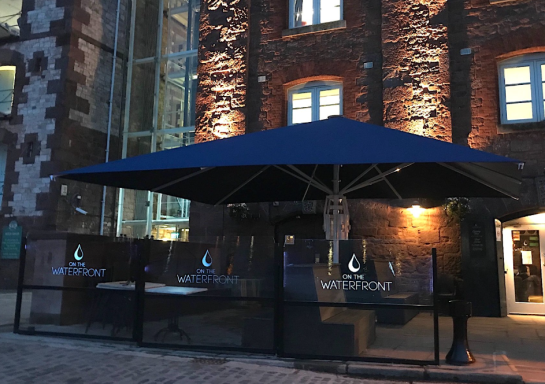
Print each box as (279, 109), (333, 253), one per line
(96, 281), (165, 290)
(96, 281), (208, 295)
(147, 286), (208, 295)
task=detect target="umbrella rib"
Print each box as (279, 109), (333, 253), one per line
(343, 163), (414, 194)
(286, 165), (331, 192)
(438, 162), (520, 200)
(374, 165), (403, 199)
(339, 164), (376, 195)
(214, 165), (271, 205)
(302, 164), (319, 201)
(151, 167), (215, 192)
(274, 165), (332, 194)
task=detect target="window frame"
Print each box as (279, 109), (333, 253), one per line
(288, 0), (343, 29)
(498, 54), (545, 125)
(287, 80), (343, 125)
(0, 65), (16, 116)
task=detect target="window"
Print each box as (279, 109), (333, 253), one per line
(498, 54), (545, 124)
(289, 0), (342, 29)
(0, 0), (22, 37)
(0, 65), (15, 116)
(288, 81), (342, 125)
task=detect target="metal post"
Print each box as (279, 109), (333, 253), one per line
(99, 0), (122, 236)
(133, 239), (148, 344)
(332, 164), (340, 263)
(145, 0), (165, 237)
(13, 237), (27, 333)
(432, 247), (440, 364)
(116, 0), (137, 237)
(274, 242), (285, 356)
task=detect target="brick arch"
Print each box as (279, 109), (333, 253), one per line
(0, 48), (27, 122)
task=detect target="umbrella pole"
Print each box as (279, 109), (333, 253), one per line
(324, 165), (350, 264)
(333, 165), (340, 264)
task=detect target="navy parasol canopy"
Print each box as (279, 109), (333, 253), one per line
(57, 117), (522, 204)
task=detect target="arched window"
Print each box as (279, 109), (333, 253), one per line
(289, 0), (342, 29)
(287, 81), (342, 125)
(498, 54), (545, 124)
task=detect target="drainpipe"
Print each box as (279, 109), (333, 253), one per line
(100, 0), (122, 236)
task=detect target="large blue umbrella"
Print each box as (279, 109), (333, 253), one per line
(57, 117), (522, 204)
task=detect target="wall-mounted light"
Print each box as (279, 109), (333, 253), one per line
(408, 201), (425, 218)
(521, 250), (533, 265)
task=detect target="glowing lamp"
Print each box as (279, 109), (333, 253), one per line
(521, 250), (533, 265)
(408, 204), (425, 218)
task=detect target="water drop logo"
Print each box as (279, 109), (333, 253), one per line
(202, 249), (212, 267)
(74, 244), (84, 261)
(348, 253), (361, 273)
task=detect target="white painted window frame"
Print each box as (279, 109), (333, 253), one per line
(498, 54), (545, 125)
(287, 80), (343, 125)
(289, 0), (343, 29)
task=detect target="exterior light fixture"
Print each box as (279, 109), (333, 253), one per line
(521, 250), (533, 265)
(408, 201), (425, 218)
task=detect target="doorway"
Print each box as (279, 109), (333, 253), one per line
(503, 224), (545, 315)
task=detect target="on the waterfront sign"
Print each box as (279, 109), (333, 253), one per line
(320, 253), (393, 292)
(51, 244), (106, 277)
(177, 249), (239, 285)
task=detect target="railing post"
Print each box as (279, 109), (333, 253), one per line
(13, 237), (27, 333)
(432, 248), (440, 364)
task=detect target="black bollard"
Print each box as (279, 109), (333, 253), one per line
(446, 300), (476, 365)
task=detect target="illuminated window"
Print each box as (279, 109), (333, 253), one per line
(0, 66), (15, 116)
(498, 54), (545, 124)
(289, 0), (342, 28)
(288, 81), (342, 125)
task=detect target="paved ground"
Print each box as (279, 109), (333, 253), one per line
(0, 334), (453, 384)
(2, 291), (544, 383)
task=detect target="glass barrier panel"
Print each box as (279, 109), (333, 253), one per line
(24, 235), (140, 289)
(143, 237), (276, 298)
(283, 305), (435, 361)
(283, 239), (433, 305)
(20, 289), (134, 340)
(142, 297), (274, 350)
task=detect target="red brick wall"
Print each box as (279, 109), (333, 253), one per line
(246, 0), (384, 133)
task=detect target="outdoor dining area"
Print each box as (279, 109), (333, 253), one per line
(13, 117), (523, 365)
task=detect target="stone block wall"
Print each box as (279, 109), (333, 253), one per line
(246, 0), (383, 132)
(0, 0), (128, 287)
(196, 0), (250, 142)
(382, 0), (451, 141)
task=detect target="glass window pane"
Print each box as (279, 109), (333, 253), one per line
(0, 66), (16, 115)
(292, 92), (312, 108)
(320, 88), (340, 106)
(134, 0), (160, 60)
(505, 84), (532, 103)
(511, 230), (543, 304)
(506, 102), (533, 121)
(165, 0), (200, 55)
(320, 0), (341, 23)
(294, 0), (314, 27)
(320, 105), (340, 120)
(542, 64), (545, 80)
(293, 108), (312, 124)
(504, 66), (531, 85)
(129, 63), (156, 132)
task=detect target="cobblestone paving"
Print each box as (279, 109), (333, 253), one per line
(0, 335), (407, 384)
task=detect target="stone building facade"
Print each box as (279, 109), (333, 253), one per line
(194, 0), (545, 316)
(1, 0), (544, 316)
(0, 0), (127, 288)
